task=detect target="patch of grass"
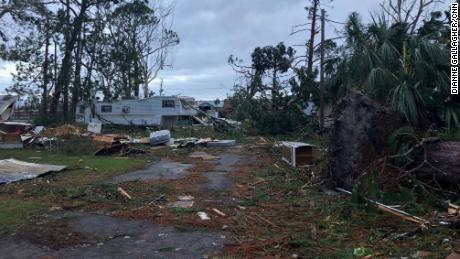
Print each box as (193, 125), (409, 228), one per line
(237, 200), (256, 207)
(151, 183), (173, 194)
(0, 149), (147, 188)
(0, 199), (44, 231)
(54, 135), (101, 155)
(0, 148), (149, 233)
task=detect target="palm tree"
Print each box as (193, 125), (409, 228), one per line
(326, 11), (457, 129)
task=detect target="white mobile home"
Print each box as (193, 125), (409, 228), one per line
(75, 96), (199, 127)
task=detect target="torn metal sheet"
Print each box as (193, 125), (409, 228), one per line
(207, 140), (236, 147)
(32, 126), (45, 135)
(0, 159), (66, 184)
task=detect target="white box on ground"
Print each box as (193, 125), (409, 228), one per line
(87, 122), (102, 134)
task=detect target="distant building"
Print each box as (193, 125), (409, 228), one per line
(75, 96), (199, 128)
(197, 99), (225, 118)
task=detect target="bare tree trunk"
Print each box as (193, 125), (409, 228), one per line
(72, 28), (82, 116)
(272, 69), (277, 107)
(133, 60), (140, 97)
(49, 0), (88, 116)
(42, 21), (50, 115)
(307, 0), (319, 75)
(62, 0), (71, 121)
(143, 62), (149, 98)
(53, 38), (58, 90)
(127, 72), (132, 98)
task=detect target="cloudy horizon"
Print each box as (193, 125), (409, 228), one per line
(0, 0), (384, 100)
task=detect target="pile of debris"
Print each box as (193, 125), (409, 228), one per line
(0, 120), (237, 157)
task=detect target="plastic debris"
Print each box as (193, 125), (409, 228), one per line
(197, 212), (210, 220)
(149, 130), (171, 146)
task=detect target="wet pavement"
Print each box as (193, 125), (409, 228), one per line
(201, 153), (241, 191)
(0, 151), (242, 259)
(0, 212), (226, 259)
(107, 159), (193, 184)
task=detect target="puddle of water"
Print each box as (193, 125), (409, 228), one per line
(203, 172), (233, 191)
(107, 159), (193, 184)
(215, 154), (241, 172)
(201, 154), (242, 192)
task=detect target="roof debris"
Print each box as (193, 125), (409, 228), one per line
(0, 159), (66, 184)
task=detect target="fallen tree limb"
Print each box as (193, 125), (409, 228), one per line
(117, 187), (132, 200)
(336, 188), (429, 226)
(212, 208), (227, 217)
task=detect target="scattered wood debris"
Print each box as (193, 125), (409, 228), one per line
(336, 188), (429, 226)
(189, 151), (219, 160)
(94, 143), (147, 156)
(117, 187), (132, 200)
(448, 203), (460, 217)
(168, 196), (195, 208)
(92, 134), (129, 144)
(212, 208), (226, 217)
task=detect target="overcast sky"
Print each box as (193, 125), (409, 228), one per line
(0, 0), (383, 100)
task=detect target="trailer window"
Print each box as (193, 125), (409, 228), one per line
(101, 105), (112, 113)
(79, 105), (85, 114)
(121, 106), (130, 113)
(162, 100), (175, 108)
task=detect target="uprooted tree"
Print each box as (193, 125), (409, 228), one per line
(325, 7), (459, 192)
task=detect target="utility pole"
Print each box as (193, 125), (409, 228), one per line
(159, 78), (164, 96)
(307, 0), (319, 75)
(320, 8), (325, 130)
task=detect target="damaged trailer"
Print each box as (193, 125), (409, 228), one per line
(75, 96), (201, 128)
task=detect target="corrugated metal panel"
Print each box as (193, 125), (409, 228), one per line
(0, 159), (66, 184)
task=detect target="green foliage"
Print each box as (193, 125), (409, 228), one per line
(54, 136), (100, 156)
(438, 128), (460, 141)
(231, 94), (308, 135)
(229, 42), (312, 135)
(388, 126), (417, 155)
(4, 0), (179, 118)
(326, 11), (456, 130)
(33, 114), (64, 127)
